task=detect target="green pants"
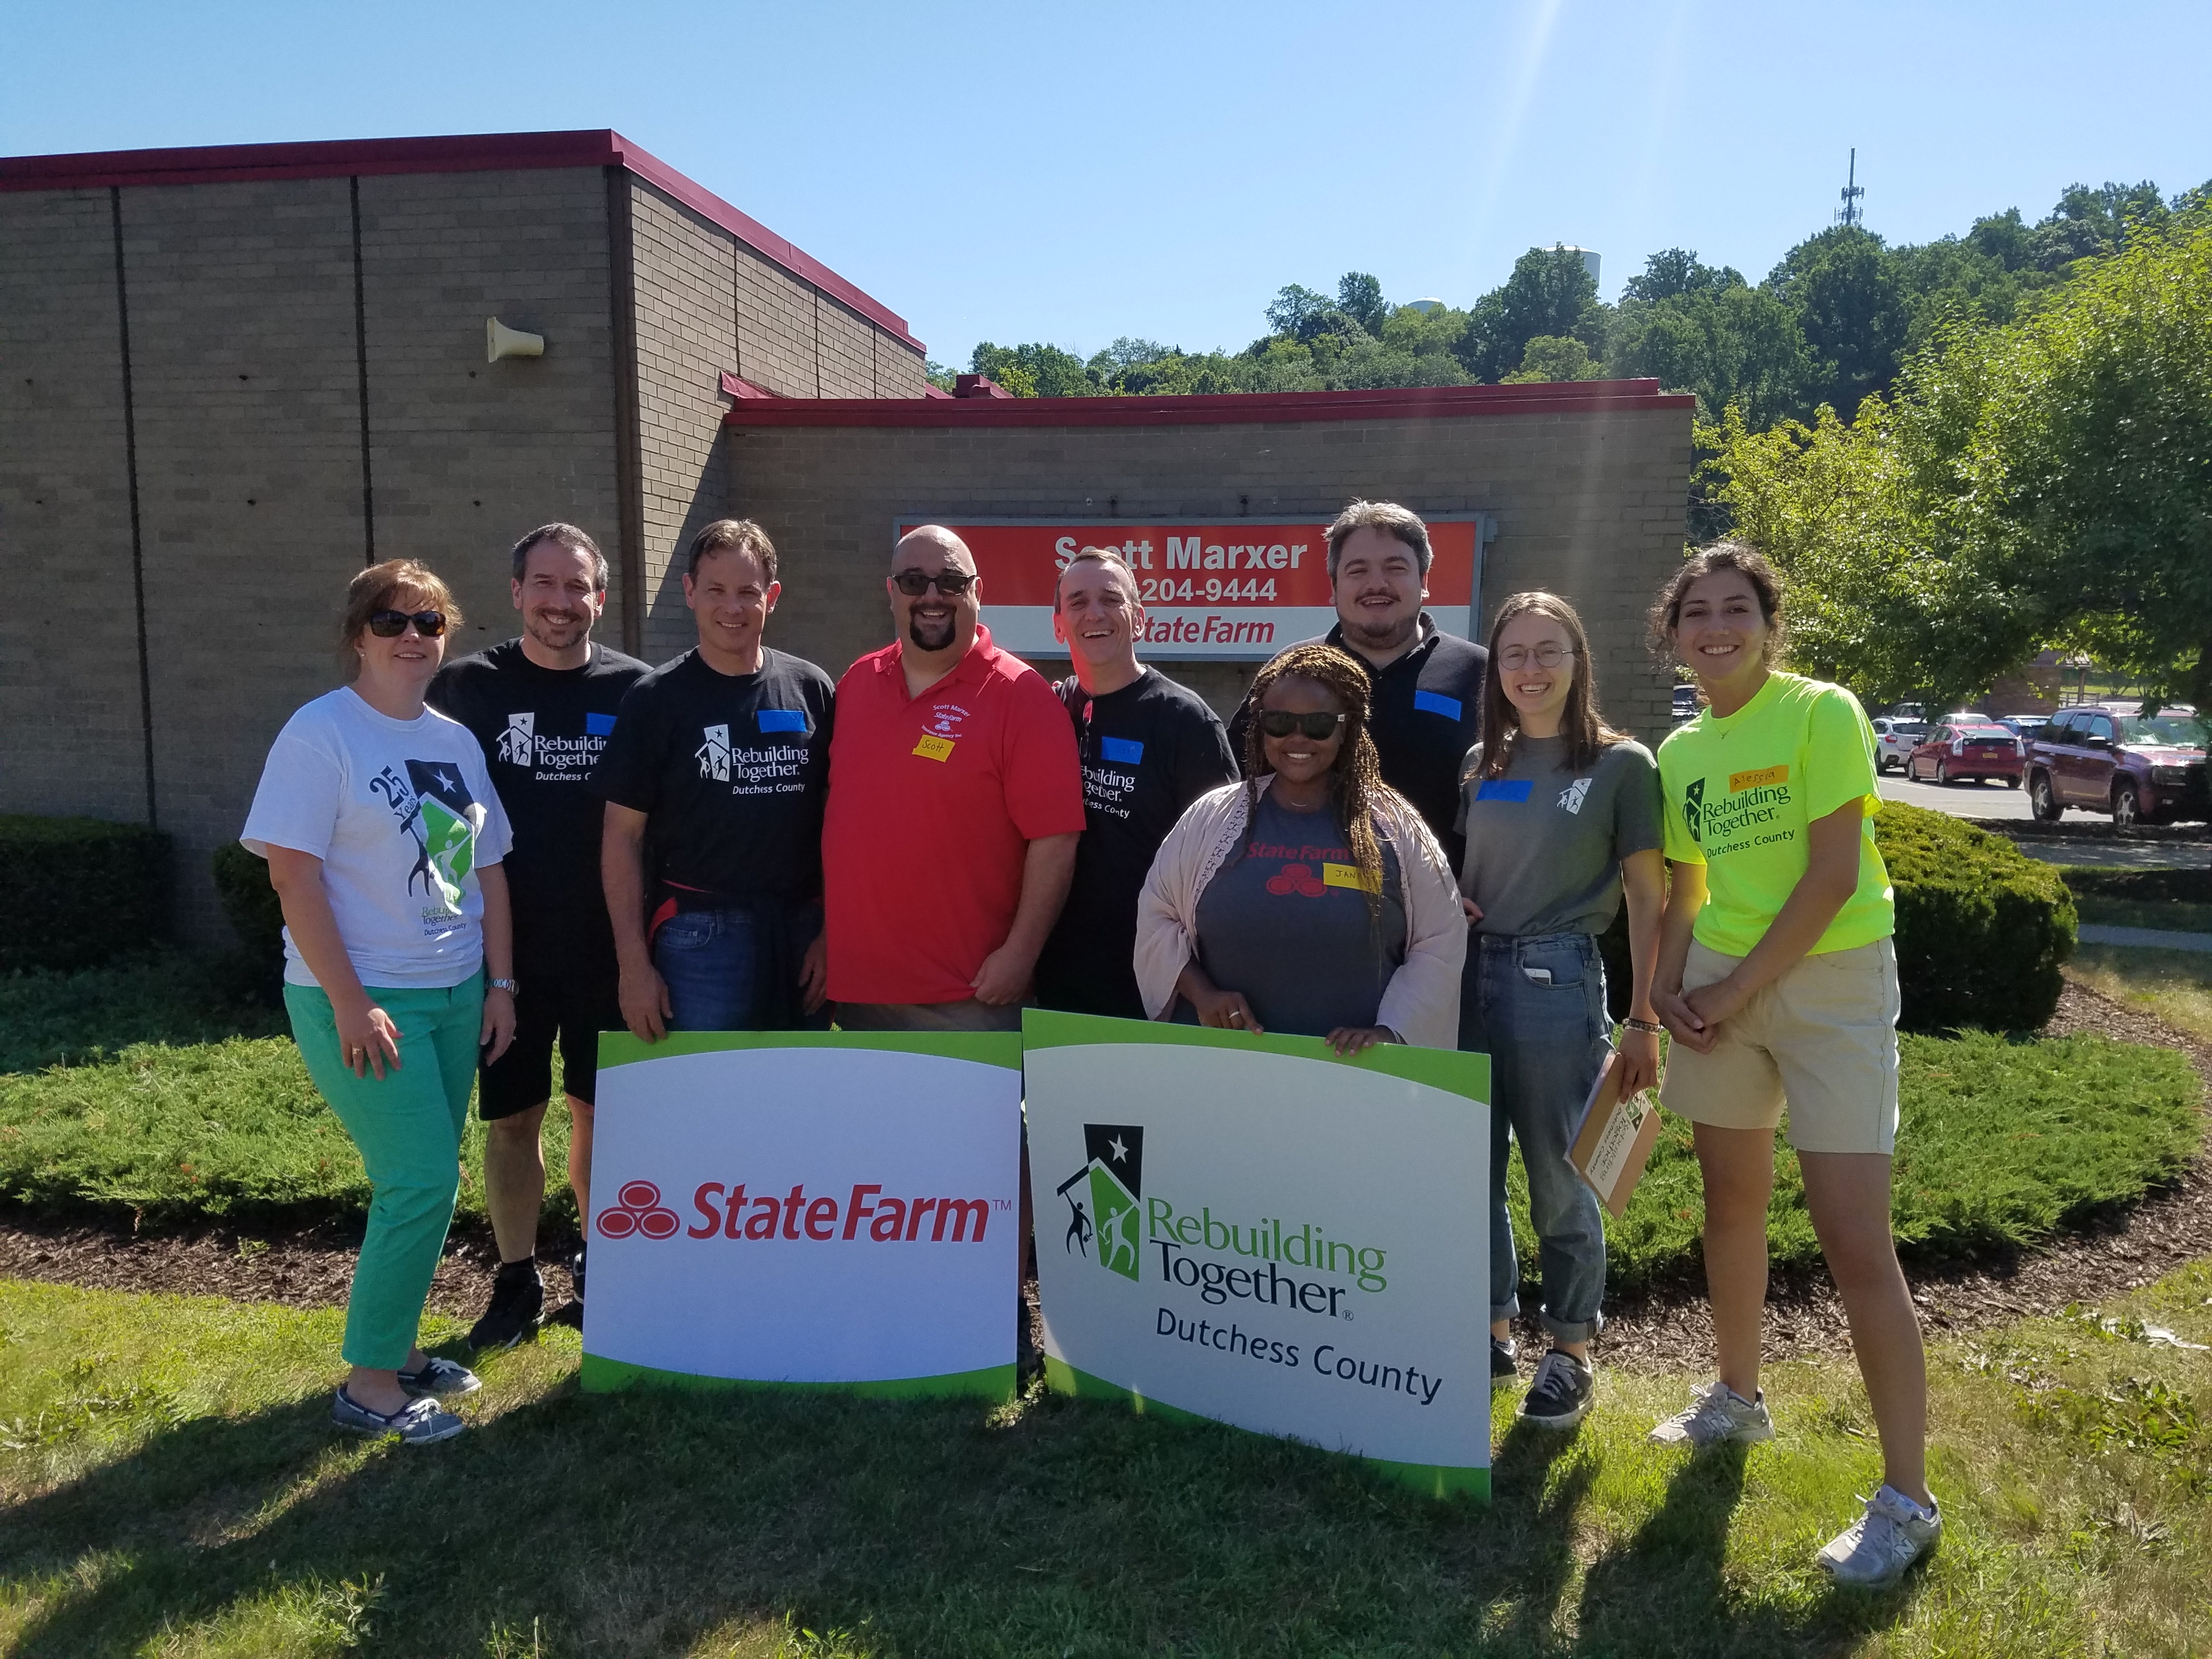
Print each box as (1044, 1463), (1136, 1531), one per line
(286, 972), (483, 1369)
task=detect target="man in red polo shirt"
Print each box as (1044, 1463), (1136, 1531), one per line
(824, 524), (1084, 1030)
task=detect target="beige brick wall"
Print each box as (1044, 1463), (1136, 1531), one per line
(358, 167), (623, 654)
(727, 407), (1691, 741)
(0, 188), (148, 827)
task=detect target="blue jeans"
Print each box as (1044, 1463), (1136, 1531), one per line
(653, 906), (827, 1031)
(1460, 929), (1611, 1343)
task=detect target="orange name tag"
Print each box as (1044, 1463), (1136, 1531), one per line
(912, 735), (956, 761)
(1728, 763), (1789, 792)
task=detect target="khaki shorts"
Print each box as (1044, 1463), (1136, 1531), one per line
(1659, 937), (1900, 1155)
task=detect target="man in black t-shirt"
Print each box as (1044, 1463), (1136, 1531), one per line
(430, 522), (649, 1347)
(595, 518), (834, 1042)
(1034, 547), (1239, 1019)
(1228, 501), (1487, 871)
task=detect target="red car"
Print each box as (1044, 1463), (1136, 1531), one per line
(1904, 721), (2023, 787)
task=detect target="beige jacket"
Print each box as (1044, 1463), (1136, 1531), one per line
(1133, 776), (1468, 1049)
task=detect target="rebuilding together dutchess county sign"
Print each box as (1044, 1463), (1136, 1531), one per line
(1023, 1011), (1493, 1499)
(581, 1021), (1492, 1500)
(580, 1031), (1024, 1398)
(895, 517), (1486, 661)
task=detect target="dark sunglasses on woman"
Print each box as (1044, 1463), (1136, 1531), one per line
(891, 568), (976, 596)
(367, 609), (448, 638)
(1256, 710), (1346, 741)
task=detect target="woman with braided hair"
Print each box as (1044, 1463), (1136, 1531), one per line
(1133, 644), (1466, 1052)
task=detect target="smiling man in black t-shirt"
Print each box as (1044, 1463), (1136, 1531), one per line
(430, 522), (648, 1346)
(1034, 547), (1239, 1018)
(595, 518), (834, 1043)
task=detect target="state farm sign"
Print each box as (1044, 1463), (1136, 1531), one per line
(894, 517), (1486, 660)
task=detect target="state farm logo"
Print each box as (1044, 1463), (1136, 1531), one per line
(596, 1179), (680, 1240)
(926, 701), (970, 737)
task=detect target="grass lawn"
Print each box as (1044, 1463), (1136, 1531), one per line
(1, 1266), (2208, 1656)
(2067, 946), (2212, 1046)
(2, 956), (2199, 1284)
(2058, 867), (2212, 938)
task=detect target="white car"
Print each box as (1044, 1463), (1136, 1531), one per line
(1871, 716), (1926, 775)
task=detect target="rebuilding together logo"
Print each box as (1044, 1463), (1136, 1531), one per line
(1055, 1122), (1442, 1405)
(1679, 764), (1793, 851)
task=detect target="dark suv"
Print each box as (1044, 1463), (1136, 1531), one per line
(2025, 704), (2209, 826)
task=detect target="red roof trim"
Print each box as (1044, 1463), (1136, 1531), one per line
(0, 129), (924, 353)
(718, 371), (778, 400)
(724, 380), (1695, 428)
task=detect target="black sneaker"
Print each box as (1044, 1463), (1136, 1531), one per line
(569, 1246), (586, 1302)
(1491, 1337), (1519, 1391)
(467, 1260), (544, 1350)
(1519, 1349), (1594, 1429)
(545, 1247), (586, 1330)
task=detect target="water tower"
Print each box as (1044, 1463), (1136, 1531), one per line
(1550, 244), (1601, 287)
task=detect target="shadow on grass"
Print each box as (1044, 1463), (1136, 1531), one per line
(3, 1379), (1897, 1657)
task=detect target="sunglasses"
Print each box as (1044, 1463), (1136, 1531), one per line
(891, 568), (976, 597)
(366, 610), (448, 639)
(1257, 710), (1347, 741)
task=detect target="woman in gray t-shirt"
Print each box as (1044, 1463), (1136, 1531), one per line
(1455, 592), (1666, 1430)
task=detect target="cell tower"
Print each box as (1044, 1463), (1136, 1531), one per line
(1836, 148), (1866, 229)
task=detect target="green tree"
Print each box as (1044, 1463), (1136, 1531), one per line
(1767, 226), (1907, 418)
(1335, 272), (1389, 335)
(1503, 335), (1601, 382)
(968, 342), (1096, 397)
(1263, 285), (1332, 340)
(1458, 247), (1605, 382)
(1607, 257), (1811, 426)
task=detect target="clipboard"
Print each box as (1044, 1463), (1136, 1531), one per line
(1566, 1049), (1664, 1219)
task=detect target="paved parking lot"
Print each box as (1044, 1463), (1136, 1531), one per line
(1878, 772), (2034, 820)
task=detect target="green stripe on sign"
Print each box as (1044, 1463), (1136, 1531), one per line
(1019, 1009), (1488, 1104)
(1041, 1357), (1490, 1502)
(581, 1353), (1018, 1401)
(597, 1030), (1023, 1072)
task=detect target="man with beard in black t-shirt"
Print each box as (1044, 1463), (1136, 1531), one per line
(1034, 547), (1239, 1018)
(595, 518), (835, 1045)
(430, 522), (648, 1346)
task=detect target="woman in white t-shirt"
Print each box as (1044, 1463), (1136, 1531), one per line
(242, 560), (516, 1446)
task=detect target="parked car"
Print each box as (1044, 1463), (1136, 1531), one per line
(1904, 721), (2024, 787)
(1871, 716), (1926, 775)
(2025, 704), (2210, 826)
(1672, 683), (1699, 723)
(2000, 713), (2052, 743)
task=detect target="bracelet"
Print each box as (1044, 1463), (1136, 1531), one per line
(1621, 1017), (1665, 1035)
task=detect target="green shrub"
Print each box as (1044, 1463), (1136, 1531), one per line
(210, 841), (285, 966)
(1875, 802), (2076, 1031)
(0, 816), (172, 974)
(2059, 865), (2212, 906)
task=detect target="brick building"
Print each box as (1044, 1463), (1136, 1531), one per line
(1, 130), (1692, 939)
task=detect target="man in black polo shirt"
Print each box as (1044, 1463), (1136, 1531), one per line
(1230, 500), (1487, 871)
(1034, 547), (1239, 1019)
(595, 517), (835, 1044)
(429, 522), (649, 1346)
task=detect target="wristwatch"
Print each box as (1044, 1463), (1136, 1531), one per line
(488, 979), (521, 996)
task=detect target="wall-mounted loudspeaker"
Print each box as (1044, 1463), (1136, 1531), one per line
(486, 318), (545, 363)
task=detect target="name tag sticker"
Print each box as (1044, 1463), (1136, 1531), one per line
(584, 712), (617, 737)
(1475, 779), (1534, 803)
(912, 735), (956, 762)
(758, 708), (809, 734)
(1100, 736), (1144, 765)
(1413, 690), (1464, 721)
(1322, 861), (1380, 892)
(1728, 764), (1790, 792)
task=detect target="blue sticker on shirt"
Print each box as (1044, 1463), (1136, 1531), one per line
(757, 708), (809, 733)
(1100, 736), (1145, 765)
(1475, 779), (1533, 803)
(1413, 690), (1463, 721)
(584, 712), (617, 737)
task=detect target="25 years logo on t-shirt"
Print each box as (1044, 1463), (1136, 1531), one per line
(368, 760), (479, 916)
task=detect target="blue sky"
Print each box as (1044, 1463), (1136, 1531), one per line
(7, 1), (2208, 366)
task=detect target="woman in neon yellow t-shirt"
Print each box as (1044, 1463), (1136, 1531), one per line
(1646, 543), (1939, 1591)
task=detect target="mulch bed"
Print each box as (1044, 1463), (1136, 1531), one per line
(2, 981), (2207, 1374)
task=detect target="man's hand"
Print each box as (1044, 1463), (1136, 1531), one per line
(969, 943), (1036, 1007)
(1325, 1025), (1397, 1056)
(1460, 895), (1484, 923)
(798, 932), (828, 1015)
(1615, 1024), (1662, 1095)
(619, 960), (673, 1043)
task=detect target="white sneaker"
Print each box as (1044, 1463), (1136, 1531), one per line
(1648, 1380), (1774, 1448)
(1817, 1486), (1942, 1588)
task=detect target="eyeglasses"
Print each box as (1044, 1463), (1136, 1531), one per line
(891, 568), (976, 597)
(1257, 710), (1347, 741)
(367, 610), (447, 639)
(1497, 644), (1573, 671)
